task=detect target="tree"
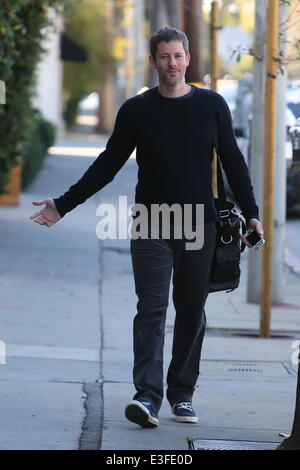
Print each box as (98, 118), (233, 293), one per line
(62, 0), (114, 128)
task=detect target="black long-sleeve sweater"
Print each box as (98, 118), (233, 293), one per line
(53, 85), (259, 224)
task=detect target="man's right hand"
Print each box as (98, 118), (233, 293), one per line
(29, 198), (61, 227)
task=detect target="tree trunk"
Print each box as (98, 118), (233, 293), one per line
(183, 0), (203, 83)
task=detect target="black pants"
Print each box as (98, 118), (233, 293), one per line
(130, 221), (216, 413)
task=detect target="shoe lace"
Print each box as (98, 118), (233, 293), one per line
(141, 401), (156, 416)
(176, 402), (193, 411)
(141, 401), (151, 407)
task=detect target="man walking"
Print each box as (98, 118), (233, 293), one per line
(30, 27), (263, 429)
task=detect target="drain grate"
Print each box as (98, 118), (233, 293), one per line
(227, 362), (264, 374)
(187, 438), (278, 450)
(200, 361), (289, 378)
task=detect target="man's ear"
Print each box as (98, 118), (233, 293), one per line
(186, 52), (191, 67)
(149, 55), (157, 69)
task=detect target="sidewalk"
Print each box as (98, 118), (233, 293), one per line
(0, 128), (299, 450)
(0, 131), (106, 450)
(100, 155), (300, 451)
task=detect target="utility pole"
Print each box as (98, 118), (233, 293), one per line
(247, 0), (265, 305)
(248, 1), (288, 309)
(271, 1), (288, 305)
(260, 0), (279, 338)
(247, 0), (267, 304)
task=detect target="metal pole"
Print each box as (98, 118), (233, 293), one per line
(260, 0), (279, 338)
(248, 0), (287, 307)
(210, 1), (220, 196)
(247, 0), (265, 305)
(272, 1), (288, 305)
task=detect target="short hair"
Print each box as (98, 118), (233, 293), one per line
(149, 27), (189, 58)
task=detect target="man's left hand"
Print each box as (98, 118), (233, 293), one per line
(241, 218), (264, 249)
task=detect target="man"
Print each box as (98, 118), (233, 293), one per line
(30, 27), (263, 429)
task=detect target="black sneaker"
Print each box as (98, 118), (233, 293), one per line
(171, 402), (198, 423)
(125, 400), (159, 428)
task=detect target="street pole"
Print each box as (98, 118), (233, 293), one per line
(272, 1), (288, 304)
(247, 0), (265, 305)
(248, 1), (287, 308)
(210, 1), (220, 196)
(260, 0), (279, 338)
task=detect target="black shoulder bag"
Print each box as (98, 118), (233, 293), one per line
(209, 156), (246, 293)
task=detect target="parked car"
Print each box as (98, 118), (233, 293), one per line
(287, 81), (300, 120)
(217, 78), (239, 117)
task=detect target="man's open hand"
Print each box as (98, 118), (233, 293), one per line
(29, 198), (61, 227)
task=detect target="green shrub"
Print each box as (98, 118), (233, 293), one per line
(0, 0), (67, 194)
(21, 109), (56, 189)
(63, 96), (81, 129)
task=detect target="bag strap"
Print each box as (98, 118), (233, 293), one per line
(213, 131), (247, 251)
(213, 125), (230, 214)
(216, 156), (230, 217)
(212, 128), (231, 218)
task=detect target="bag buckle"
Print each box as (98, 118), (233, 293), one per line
(219, 209), (230, 218)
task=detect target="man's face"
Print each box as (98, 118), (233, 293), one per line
(149, 40), (190, 87)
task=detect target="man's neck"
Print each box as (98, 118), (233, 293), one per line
(158, 82), (191, 99)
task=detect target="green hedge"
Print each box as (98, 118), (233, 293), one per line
(0, 0), (66, 194)
(22, 109), (56, 189)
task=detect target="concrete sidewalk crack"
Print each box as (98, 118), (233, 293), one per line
(79, 382), (103, 450)
(79, 239), (104, 451)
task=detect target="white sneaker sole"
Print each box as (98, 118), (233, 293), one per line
(125, 400), (159, 428)
(172, 414), (198, 423)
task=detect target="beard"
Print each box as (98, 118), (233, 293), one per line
(159, 69), (185, 87)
